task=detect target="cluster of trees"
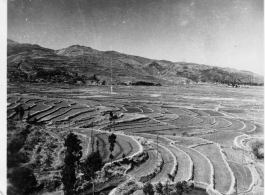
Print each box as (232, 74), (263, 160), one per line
(132, 81), (161, 86)
(143, 180), (194, 195)
(7, 122), (38, 195)
(9, 63), (88, 84)
(251, 141), (264, 159)
(7, 125), (30, 168)
(62, 128), (117, 194)
(33, 67), (87, 84)
(8, 61), (111, 85)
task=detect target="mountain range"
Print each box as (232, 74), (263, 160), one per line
(7, 39), (263, 86)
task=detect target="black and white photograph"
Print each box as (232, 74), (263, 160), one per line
(3, 0), (264, 194)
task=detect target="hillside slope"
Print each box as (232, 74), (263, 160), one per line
(7, 39), (263, 86)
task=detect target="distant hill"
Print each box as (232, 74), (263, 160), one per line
(7, 39), (263, 86)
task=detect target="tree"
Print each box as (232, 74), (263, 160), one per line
(167, 173), (174, 182)
(19, 106), (25, 120)
(61, 133), (82, 195)
(109, 111), (118, 132)
(108, 133), (117, 164)
(8, 167), (37, 195)
(82, 150), (103, 181)
(82, 141), (104, 195)
(14, 105), (24, 120)
(155, 182), (163, 194)
(43, 144), (53, 169)
(122, 153), (126, 159)
(163, 180), (170, 195)
(90, 130), (95, 153)
(175, 181), (194, 195)
(143, 182), (154, 195)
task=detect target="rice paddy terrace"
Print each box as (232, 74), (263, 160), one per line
(7, 83), (264, 195)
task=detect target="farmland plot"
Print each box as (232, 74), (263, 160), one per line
(7, 96), (20, 103)
(150, 145), (175, 183)
(125, 125), (177, 134)
(218, 118), (245, 131)
(246, 123), (263, 135)
(228, 161), (252, 193)
(223, 148), (249, 164)
(165, 135), (212, 147)
(193, 116), (215, 126)
(53, 100), (71, 107)
(187, 109), (210, 116)
(140, 106), (154, 113)
(113, 120), (167, 131)
(132, 133), (192, 182)
(38, 107), (73, 122)
(49, 107), (93, 122)
(34, 106), (69, 120)
(79, 130), (140, 162)
(194, 144), (234, 194)
(169, 145), (192, 182)
(28, 102), (53, 114)
(70, 110), (99, 122)
(123, 106), (143, 113)
(129, 149), (158, 179)
(227, 112), (253, 119)
(181, 117), (204, 125)
(198, 132), (242, 147)
(210, 117), (232, 129)
(114, 120), (177, 133)
(163, 107), (190, 115)
(238, 121), (256, 133)
(180, 108), (197, 116)
(114, 118), (159, 129)
(7, 103), (23, 110)
(70, 117), (99, 128)
(176, 145), (212, 185)
(202, 110), (224, 116)
(175, 115), (195, 123)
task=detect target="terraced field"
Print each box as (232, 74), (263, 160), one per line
(75, 129), (141, 162)
(194, 144), (234, 194)
(128, 149), (159, 179)
(228, 162), (252, 193)
(7, 84), (263, 195)
(177, 145), (212, 185)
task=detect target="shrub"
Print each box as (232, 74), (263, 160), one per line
(7, 152), (29, 168)
(82, 150), (104, 181)
(8, 135), (27, 154)
(174, 181), (194, 195)
(155, 182), (163, 194)
(251, 141), (264, 159)
(8, 167), (37, 195)
(143, 182), (154, 195)
(181, 132), (189, 137)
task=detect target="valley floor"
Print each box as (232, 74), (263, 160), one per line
(7, 83), (264, 195)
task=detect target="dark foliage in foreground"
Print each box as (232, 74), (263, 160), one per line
(82, 150), (104, 181)
(61, 133), (82, 195)
(143, 182), (154, 195)
(251, 141), (264, 159)
(8, 167), (37, 195)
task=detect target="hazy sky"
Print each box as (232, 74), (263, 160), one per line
(8, 0), (264, 75)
